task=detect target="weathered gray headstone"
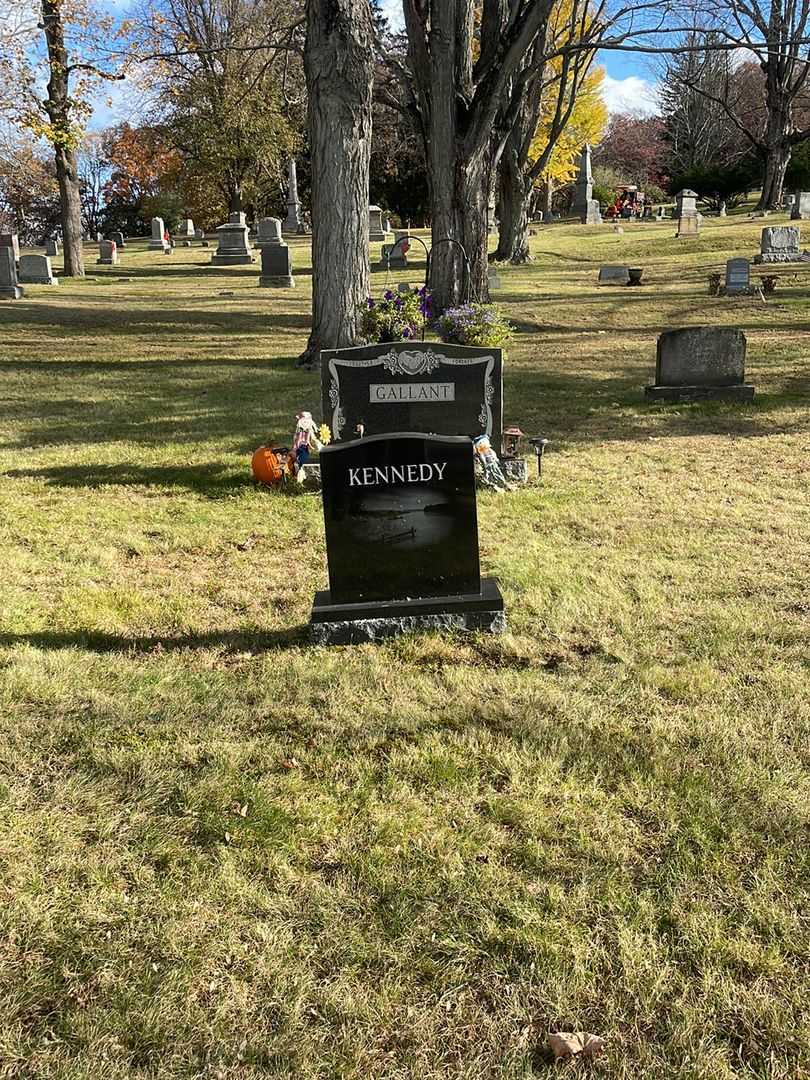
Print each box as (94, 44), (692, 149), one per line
(176, 218), (195, 238)
(45, 237), (59, 256)
(582, 199), (601, 225)
(369, 205), (391, 243)
(724, 257), (750, 295)
(381, 233), (409, 268)
(149, 217), (168, 251)
(790, 192), (810, 220)
(109, 230), (125, 249)
(645, 327), (754, 401)
(19, 253), (57, 284)
(676, 189), (699, 237)
(0, 233), (20, 261)
(211, 216), (254, 265)
(0, 247), (23, 299)
(754, 225), (802, 263)
(259, 240), (294, 287)
(97, 239), (119, 265)
(256, 217), (283, 247)
(598, 265), (630, 285)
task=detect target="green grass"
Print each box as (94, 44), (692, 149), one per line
(0, 215), (809, 1079)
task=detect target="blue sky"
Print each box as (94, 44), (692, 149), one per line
(377, 0), (658, 115)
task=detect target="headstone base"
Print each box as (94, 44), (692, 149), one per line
(259, 274), (295, 288)
(149, 241), (168, 251)
(310, 577), (506, 645)
(753, 252), (807, 263)
(96, 258), (116, 266)
(369, 231), (392, 243)
(644, 384), (755, 403)
(211, 253), (255, 265)
(0, 285), (23, 299)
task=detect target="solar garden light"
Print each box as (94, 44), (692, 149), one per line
(529, 437), (549, 478)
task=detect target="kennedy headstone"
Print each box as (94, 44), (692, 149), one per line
(310, 432), (505, 644)
(19, 253), (57, 285)
(645, 327), (754, 402)
(754, 225), (802, 263)
(321, 341), (503, 449)
(724, 257), (750, 295)
(0, 247), (23, 299)
(149, 217), (168, 251)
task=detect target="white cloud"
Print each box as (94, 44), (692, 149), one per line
(379, 0), (405, 31)
(601, 74), (659, 117)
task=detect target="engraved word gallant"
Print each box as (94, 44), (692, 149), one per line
(369, 382), (455, 403)
(348, 461), (448, 487)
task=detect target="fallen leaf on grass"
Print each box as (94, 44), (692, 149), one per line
(281, 757), (299, 770)
(548, 1032), (605, 1062)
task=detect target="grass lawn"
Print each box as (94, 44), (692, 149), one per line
(0, 215), (808, 1079)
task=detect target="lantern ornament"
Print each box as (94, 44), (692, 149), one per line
(502, 425), (525, 459)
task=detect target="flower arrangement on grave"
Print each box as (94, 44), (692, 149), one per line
(358, 286), (431, 343)
(435, 302), (513, 349)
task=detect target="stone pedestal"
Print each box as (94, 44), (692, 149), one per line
(572, 144), (594, 221)
(676, 189), (700, 237)
(211, 214), (255, 265)
(283, 159), (303, 235)
(259, 242), (294, 287)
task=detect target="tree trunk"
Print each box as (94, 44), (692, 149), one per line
(758, 139), (791, 209)
(298, 0), (374, 369)
(495, 143), (532, 263)
(42, 0), (84, 277)
(544, 176), (554, 218)
(228, 180), (243, 215)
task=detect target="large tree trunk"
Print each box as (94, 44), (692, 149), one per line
(54, 144), (85, 276)
(495, 140), (532, 263)
(298, 0), (374, 369)
(759, 138), (791, 209)
(42, 0), (84, 277)
(758, 74), (792, 210)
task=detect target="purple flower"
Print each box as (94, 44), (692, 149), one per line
(367, 297), (375, 308)
(383, 289), (394, 301)
(402, 327), (411, 338)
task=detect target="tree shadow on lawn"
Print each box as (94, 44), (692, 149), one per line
(0, 625), (309, 654)
(2, 462), (264, 497)
(85, 262), (314, 280)
(0, 303), (312, 336)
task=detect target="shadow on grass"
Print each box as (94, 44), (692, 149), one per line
(3, 463), (260, 496)
(0, 302), (312, 336)
(0, 626), (309, 654)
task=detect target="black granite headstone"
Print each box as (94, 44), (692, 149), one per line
(310, 432), (505, 644)
(321, 341), (503, 449)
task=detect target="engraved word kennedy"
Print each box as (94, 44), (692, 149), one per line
(348, 462), (448, 487)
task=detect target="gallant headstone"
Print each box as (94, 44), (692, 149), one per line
(321, 341), (503, 449)
(310, 432), (505, 644)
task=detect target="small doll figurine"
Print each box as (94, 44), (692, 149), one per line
(473, 434), (511, 491)
(288, 411), (324, 481)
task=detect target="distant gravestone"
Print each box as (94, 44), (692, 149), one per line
(645, 327), (754, 402)
(211, 215), (254, 265)
(176, 218), (195, 238)
(109, 230), (125, 249)
(45, 237), (59, 256)
(724, 257), (750, 295)
(309, 432), (505, 644)
(321, 341), (503, 448)
(0, 233), (20, 261)
(380, 237), (407, 268)
(755, 225), (802, 263)
(598, 264), (630, 285)
(259, 240), (294, 288)
(256, 217), (283, 247)
(149, 217), (168, 251)
(19, 253), (57, 285)
(369, 205), (391, 242)
(97, 239), (119, 265)
(0, 247), (23, 299)
(676, 189), (699, 237)
(790, 192), (810, 220)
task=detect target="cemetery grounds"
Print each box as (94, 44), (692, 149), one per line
(0, 214), (808, 1080)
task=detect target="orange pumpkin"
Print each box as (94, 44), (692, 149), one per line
(251, 445), (286, 486)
